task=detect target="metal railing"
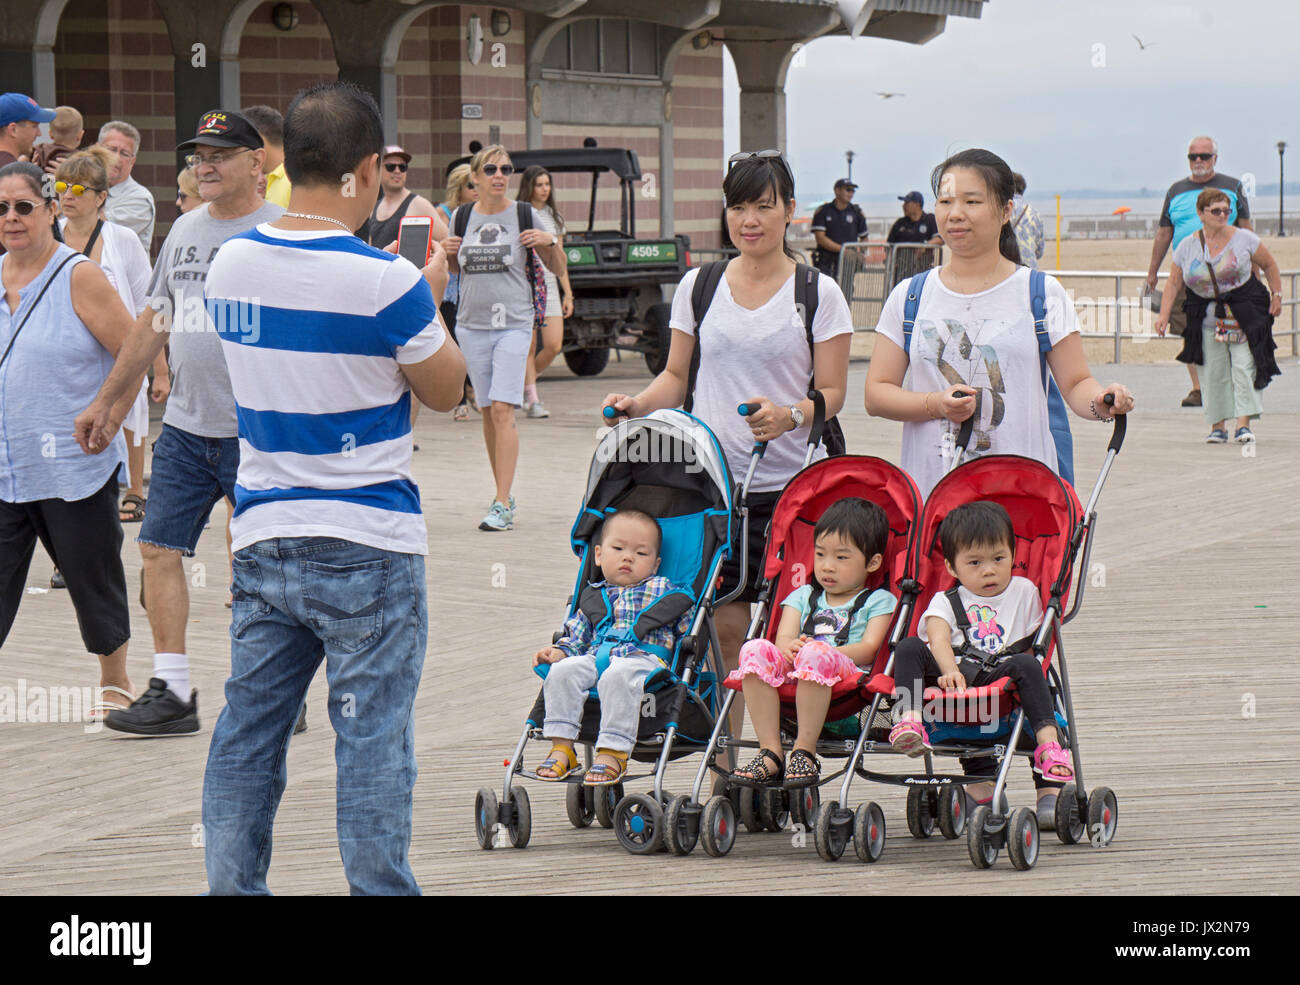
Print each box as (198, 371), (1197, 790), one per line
(835, 258), (1300, 363)
(835, 241), (946, 329)
(1044, 270), (1300, 361)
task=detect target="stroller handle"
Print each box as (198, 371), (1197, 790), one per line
(736, 404), (768, 460)
(1102, 392), (1126, 453)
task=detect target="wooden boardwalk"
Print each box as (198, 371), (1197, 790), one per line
(2, 360), (1297, 895)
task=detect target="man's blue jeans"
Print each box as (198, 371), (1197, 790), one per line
(202, 537), (427, 895)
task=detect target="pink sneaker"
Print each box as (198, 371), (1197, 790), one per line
(889, 719), (932, 757)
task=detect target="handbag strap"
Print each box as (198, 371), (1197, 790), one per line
(0, 252), (80, 372)
(1198, 230), (1226, 302)
(82, 218), (104, 258)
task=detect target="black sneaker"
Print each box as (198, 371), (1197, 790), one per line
(294, 702), (307, 734)
(104, 677), (199, 736)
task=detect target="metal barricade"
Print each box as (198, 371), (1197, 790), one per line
(836, 241), (944, 329)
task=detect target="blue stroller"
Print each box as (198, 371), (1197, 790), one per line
(474, 409), (737, 853)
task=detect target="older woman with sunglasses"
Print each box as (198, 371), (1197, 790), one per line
(0, 161), (140, 718)
(444, 144), (564, 532)
(601, 150), (854, 781)
(56, 148), (169, 525)
(1156, 188), (1282, 444)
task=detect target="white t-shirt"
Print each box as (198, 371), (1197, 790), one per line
(875, 267), (1080, 498)
(1172, 227), (1260, 298)
(669, 266), (854, 492)
(919, 576), (1043, 656)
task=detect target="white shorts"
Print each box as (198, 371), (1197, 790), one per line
(458, 327), (531, 408)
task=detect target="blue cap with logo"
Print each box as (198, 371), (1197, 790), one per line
(0, 93), (57, 128)
(899, 190), (924, 205)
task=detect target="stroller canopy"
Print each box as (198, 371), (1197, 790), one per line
(573, 410), (734, 597)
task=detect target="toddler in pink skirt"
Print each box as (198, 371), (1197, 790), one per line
(729, 497), (896, 787)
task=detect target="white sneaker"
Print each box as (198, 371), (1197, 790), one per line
(525, 400), (550, 419)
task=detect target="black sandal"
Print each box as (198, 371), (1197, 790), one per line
(784, 748), (821, 788)
(732, 748), (784, 786)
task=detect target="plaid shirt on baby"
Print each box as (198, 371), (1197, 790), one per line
(555, 575), (693, 663)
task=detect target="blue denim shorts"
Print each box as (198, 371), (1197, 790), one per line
(137, 424), (240, 556)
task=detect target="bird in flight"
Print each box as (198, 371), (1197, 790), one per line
(875, 91), (905, 99)
(1131, 34), (1157, 50)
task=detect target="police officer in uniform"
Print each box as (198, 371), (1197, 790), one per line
(811, 178), (868, 277)
(886, 190), (942, 286)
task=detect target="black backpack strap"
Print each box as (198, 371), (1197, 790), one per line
(516, 200), (533, 230)
(453, 202), (473, 238)
(684, 261), (726, 413)
(796, 265), (846, 455)
(516, 200), (538, 296)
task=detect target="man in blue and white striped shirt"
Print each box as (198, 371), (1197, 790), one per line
(200, 82), (465, 896)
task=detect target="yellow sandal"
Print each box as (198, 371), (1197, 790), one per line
(535, 743), (581, 781)
(583, 748), (629, 786)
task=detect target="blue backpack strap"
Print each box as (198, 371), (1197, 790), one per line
(1030, 270), (1075, 486)
(901, 269), (931, 354)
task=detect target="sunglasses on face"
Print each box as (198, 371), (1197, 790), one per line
(1205, 207), (1231, 217)
(384, 162), (408, 173)
(480, 163), (514, 177)
(0, 200), (45, 217)
(1188, 153), (1215, 162)
(727, 149), (795, 191)
(55, 181), (104, 197)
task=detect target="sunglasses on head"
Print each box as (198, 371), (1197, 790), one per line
(1205, 206), (1231, 216)
(384, 162), (408, 173)
(1188, 153), (1215, 162)
(727, 149), (795, 189)
(480, 163), (514, 177)
(55, 181), (103, 197)
(0, 200), (44, 217)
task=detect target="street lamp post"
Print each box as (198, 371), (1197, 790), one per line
(1279, 142), (1287, 237)
(846, 150), (854, 184)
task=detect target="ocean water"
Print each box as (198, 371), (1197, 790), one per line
(850, 196), (1290, 220)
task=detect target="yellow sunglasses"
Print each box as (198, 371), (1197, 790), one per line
(55, 181), (104, 197)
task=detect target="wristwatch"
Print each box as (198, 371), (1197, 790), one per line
(788, 405), (805, 430)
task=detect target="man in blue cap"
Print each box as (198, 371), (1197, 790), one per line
(0, 93), (57, 168)
(886, 190), (942, 286)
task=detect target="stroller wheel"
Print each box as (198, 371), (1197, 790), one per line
(790, 784), (820, 828)
(936, 783), (966, 840)
(1054, 788), (1085, 844)
(566, 782), (595, 828)
(613, 793), (665, 855)
(474, 787), (500, 850)
(1086, 786), (1119, 848)
(906, 786), (936, 839)
(1007, 806), (1038, 870)
(966, 804), (1000, 869)
(852, 801), (886, 863)
(738, 786), (765, 834)
(505, 787), (531, 849)
(700, 795), (737, 857)
(813, 800), (851, 862)
(593, 782), (624, 829)
(759, 787), (790, 832)
(665, 795), (700, 856)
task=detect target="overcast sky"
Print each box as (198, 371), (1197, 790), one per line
(722, 0), (1296, 203)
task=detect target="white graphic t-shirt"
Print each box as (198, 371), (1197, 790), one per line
(919, 576), (1043, 656)
(455, 203), (548, 333)
(875, 267), (1080, 497)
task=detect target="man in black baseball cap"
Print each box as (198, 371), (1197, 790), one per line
(810, 177), (868, 277)
(82, 108), (282, 738)
(886, 190), (942, 286)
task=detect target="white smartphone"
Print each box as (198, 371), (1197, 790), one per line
(397, 216), (433, 267)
